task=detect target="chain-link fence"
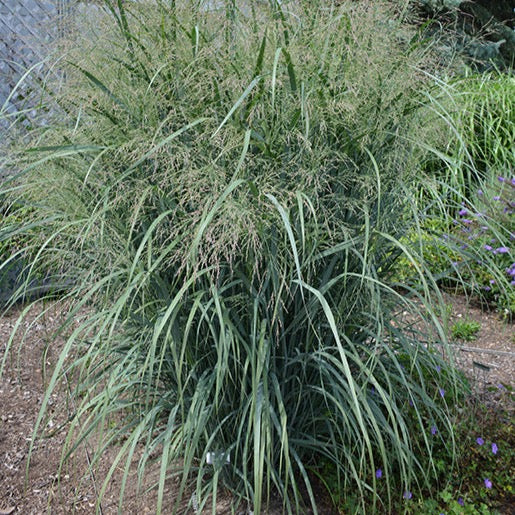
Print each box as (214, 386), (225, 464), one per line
(0, 0), (74, 125)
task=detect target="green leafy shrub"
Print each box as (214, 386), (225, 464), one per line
(450, 319), (481, 341)
(1, 1), (467, 512)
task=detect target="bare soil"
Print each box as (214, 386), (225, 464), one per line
(0, 295), (513, 514)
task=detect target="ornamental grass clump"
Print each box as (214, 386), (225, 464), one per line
(1, 1), (464, 512)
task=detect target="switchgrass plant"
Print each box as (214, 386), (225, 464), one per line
(1, 1), (467, 512)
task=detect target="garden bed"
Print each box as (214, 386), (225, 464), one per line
(0, 295), (512, 513)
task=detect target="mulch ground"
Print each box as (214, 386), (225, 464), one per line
(0, 295), (513, 514)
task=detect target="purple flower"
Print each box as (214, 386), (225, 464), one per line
(458, 497), (464, 506)
(476, 437), (484, 445)
(492, 443), (498, 454)
(462, 219), (472, 225)
(477, 189), (484, 196)
(431, 425), (438, 435)
(403, 491), (412, 500)
(376, 468), (383, 479)
(435, 365), (441, 373)
(494, 246), (509, 254)
(483, 286), (491, 292)
(511, 280), (515, 286)
(439, 388), (445, 398)
(459, 208), (468, 216)
(511, 178), (515, 187)
(484, 244), (493, 251)
(493, 196), (501, 201)
(408, 398), (414, 407)
(484, 478), (492, 489)
(498, 176), (506, 182)
(489, 279), (495, 285)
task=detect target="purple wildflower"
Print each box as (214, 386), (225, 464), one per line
(458, 497), (464, 506)
(431, 425), (438, 435)
(439, 388), (445, 398)
(511, 178), (515, 187)
(403, 491), (412, 500)
(493, 196), (501, 201)
(494, 246), (509, 254)
(489, 279), (495, 285)
(511, 280), (515, 286)
(492, 443), (498, 455)
(484, 244), (493, 251)
(484, 478), (492, 489)
(435, 365), (441, 373)
(477, 189), (484, 196)
(459, 208), (468, 216)
(476, 437), (484, 446)
(462, 219), (472, 225)
(498, 176), (506, 183)
(376, 469), (382, 479)
(483, 286), (491, 292)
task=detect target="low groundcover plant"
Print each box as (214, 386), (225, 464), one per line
(0, 1), (468, 513)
